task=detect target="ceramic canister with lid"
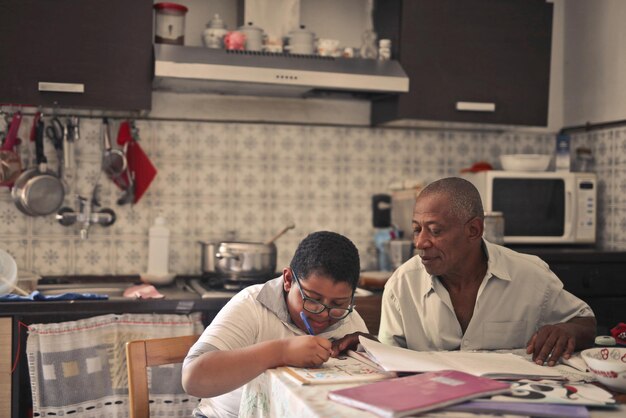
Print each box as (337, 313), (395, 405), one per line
(154, 2), (188, 45)
(239, 22), (264, 51)
(203, 14), (228, 48)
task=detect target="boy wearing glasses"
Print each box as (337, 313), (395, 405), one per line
(182, 231), (368, 418)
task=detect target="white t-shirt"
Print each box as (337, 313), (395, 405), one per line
(184, 276), (368, 418)
(379, 240), (594, 352)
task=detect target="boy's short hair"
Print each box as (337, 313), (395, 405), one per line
(290, 231), (360, 290)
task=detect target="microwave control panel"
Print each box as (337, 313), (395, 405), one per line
(576, 179), (596, 241)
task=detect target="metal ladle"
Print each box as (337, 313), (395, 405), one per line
(264, 223), (296, 245)
(101, 118), (127, 180)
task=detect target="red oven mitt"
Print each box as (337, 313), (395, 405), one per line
(117, 121), (157, 204)
(610, 322), (626, 346)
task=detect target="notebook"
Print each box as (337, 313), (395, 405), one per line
(279, 350), (395, 385)
(328, 369), (511, 418)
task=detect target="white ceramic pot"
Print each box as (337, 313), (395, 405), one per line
(285, 25), (315, 54)
(239, 22), (264, 52)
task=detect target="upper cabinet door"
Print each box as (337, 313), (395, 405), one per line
(0, 0), (153, 111)
(372, 0), (553, 127)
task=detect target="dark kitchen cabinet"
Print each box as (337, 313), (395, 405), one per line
(372, 0), (553, 127)
(516, 248), (626, 335)
(0, 0), (153, 111)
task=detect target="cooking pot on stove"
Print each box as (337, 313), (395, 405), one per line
(199, 241), (277, 280)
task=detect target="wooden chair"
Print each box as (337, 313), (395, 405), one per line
(126, 334), (200, 418)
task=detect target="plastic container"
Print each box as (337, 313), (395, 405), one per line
(144, 216), (174, 285)
(154, 3), (188, 45)
(555, 133), (571, 172)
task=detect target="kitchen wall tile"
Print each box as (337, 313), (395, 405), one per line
(1, 239), (29, 272)
(612, 206), (626, 246)
(169, 238), (194, 275)
(0, 193), (29, 236)
(31, 213), (73, 237)
(111, 205), (150, 237)
(32, 239), (73, 276)
(74, 238), (113, 274)
(232, 161), (276, 200)
(75, 118), (105, 159)
(113, 238), (147, 275)
(151, 200), (193, 239)
(152, 121), (196, 159)
(3, 119), (626, 278)
(192, 199), (234, 240)
(190, 159), (235, 199)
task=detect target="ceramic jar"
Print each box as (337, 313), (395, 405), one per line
(239, 22), (264, 52)
(203, 14), (228, 49)
(285, 25), (315, 55)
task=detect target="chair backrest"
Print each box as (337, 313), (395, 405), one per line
(126, 334), (200, 418)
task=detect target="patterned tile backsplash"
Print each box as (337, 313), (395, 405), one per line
(1, 116), (625, 277)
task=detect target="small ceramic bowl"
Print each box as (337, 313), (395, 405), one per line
(500, 154), (551, 171)
(581, 347), (626, 393)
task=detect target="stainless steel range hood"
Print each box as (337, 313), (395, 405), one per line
(153, 44), (409, 99)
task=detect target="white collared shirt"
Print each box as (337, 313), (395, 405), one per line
(185, 276), (368, 418)
(378, 240), (594, 352)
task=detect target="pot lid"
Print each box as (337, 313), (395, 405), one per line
(288, 24), (314, 36)
(207, 14), (226, 29)
(239, 21), (263, 33)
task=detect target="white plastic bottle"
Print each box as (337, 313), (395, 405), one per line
(146, 216), (171, 283)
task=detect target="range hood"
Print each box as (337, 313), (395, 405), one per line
(153, 44), (409, 99)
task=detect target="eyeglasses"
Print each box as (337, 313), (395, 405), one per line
(292, 270), (355, 320)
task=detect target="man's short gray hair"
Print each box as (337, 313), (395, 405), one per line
(418, 177), (485, 222)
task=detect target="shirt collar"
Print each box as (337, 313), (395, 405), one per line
(482, 239), (512, 282)
(422, 239), (511, 296)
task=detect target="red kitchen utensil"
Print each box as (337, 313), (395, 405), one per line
(116, 121), (156, 204)
(0, 112), (23, 187)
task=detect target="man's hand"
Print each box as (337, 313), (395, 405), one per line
(281, 336), (332, 368)
(526, 317), (596, 366)
(330, 332), (379, 357)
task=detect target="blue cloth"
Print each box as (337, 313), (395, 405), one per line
(0, 290), (108, 301)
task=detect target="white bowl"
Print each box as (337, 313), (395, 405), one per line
(0, 248), (18, 295)
(500, 154), (551, 171)
(581, 347), (626, 393)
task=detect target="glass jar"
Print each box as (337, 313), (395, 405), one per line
(153, 3), (188, 45)
(483, 211), (505, 245)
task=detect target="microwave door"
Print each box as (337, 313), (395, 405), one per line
(492, 178), (566, 244)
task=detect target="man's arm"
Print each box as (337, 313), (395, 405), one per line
(526, 316), (597, 366)
(182, 335), (332, 398)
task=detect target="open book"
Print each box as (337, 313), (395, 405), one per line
(279, 350), (396, 385)
(359, 336), (564, 380)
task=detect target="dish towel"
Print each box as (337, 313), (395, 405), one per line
(26, 312), (204, 418)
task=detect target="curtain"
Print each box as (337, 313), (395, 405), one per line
(26, 312), (204, 418)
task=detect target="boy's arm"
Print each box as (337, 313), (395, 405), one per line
(182, 335), (331, 398)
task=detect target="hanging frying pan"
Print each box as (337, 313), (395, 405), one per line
(11, 117), (65, 216)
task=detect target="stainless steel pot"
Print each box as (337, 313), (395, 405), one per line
(199, 241), (277, 280)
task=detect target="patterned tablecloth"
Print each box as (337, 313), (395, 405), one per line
(239, 368), (626, 418)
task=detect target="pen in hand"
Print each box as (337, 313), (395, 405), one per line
(300, 311), (315, 335)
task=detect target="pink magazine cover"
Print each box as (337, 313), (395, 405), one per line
(328, 369), (511, 418)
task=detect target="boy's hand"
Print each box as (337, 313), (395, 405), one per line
(282, 336), (332, 367)
(331, 332), (379, 357)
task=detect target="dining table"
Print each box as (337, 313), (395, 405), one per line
(239, 364), (626, 418)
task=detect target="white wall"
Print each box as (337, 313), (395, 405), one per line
(562, 0), (626, 126)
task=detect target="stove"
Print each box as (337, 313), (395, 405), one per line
(188, 273), (280, 298)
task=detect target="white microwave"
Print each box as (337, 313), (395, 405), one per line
(462, 171), (597, 244)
